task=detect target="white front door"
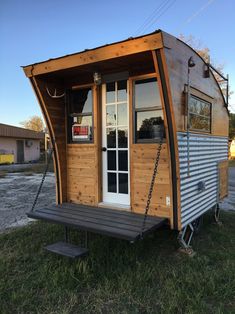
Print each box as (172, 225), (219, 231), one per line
(102, 80), (130, 205)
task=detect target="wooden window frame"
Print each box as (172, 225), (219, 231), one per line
(188, 94), (212, 133)
(132, 75), (164, 144)
(67, 84), (94, 144)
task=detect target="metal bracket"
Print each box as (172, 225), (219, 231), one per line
(206, 63), (229, 107)
(214, 204), (222, 225)
(84, 231), (89, 249)
(65, 227), (70, 243)
(178, 223), (196, 256)
(65, 227), (89, 249)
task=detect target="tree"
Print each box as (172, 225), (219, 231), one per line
(178, 34), (232, 105)
(20, 115), (45, 132)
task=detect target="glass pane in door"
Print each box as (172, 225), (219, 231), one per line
(117, 80), (127, 102)
(119, 173), (128, 194)
(107, 128), (116, 148)
(108, 173), (117, 192)
(107, 151), (116, 170)
(118, 128), (128, 148)
(117, 103), (127, 125)
(106, 82), (115, 103)
(118, 151), (128, 171)
(106, 105), (116, 126)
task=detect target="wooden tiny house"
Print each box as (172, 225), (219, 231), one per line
(23, 30), (229, 256)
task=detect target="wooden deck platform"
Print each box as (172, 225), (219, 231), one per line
(27, 203), (167, 242)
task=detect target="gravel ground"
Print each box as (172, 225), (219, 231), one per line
(0, 163), (39, 172)
(0, 172), (55, 232)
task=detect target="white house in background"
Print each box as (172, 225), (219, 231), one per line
(0, 123), (44, 163)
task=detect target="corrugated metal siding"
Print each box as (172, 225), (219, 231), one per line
(177, 132), (228, 228)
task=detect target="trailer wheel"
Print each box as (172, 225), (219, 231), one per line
(192, 216), (203, 234)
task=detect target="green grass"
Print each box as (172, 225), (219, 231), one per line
(0, 212), (235, 314)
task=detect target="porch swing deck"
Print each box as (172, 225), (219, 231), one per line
(27, 202), (167, 242)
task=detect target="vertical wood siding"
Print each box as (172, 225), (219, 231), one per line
(67, 144), (99, 205)
(131, 143), (172, 222)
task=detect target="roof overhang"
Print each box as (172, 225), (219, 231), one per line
(23, 31), (164, 78)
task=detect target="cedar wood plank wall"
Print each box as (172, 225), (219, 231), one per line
(67, 145), (99, 205)
(67, 85), (100, 206)
(23, 33), (164, 209)
(131, 143), (172, 220)
(25, 59), (174, 227)
(67, 79), (173, 225)
(129, 71), (173, 223)
(218, 160), (228, 199)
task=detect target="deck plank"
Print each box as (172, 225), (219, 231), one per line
(29, 211), (141, 241)
(36, 207), (147, 233)
(46, 204), (158, 229)
(28, 203), (167, 242)
(62, 203), (160, 223)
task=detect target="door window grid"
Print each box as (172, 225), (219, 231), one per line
(105, 81), (129, 195)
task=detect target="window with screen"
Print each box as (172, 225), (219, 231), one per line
(189, 95), (211, 132)
(133, 77), (164, 143)
(67, 87), (93, 143)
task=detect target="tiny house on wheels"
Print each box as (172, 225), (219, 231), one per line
(23, 30), (229, 258)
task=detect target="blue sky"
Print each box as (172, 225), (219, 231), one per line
(1, 0), (235, 126)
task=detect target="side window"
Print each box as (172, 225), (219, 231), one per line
(189, 96), (211, 132)
(133, 77), (164, 143)
(67, 87), (93, 143)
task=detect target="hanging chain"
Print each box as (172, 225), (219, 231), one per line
(30, 146), (54, 212)
(141, 134), (164, 237)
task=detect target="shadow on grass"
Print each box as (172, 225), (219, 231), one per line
(0, 211), (234, 313)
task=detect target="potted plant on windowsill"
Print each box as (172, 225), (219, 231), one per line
(152, 117), (164, 139)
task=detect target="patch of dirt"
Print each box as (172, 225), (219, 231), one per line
(0, 172), (55, 232)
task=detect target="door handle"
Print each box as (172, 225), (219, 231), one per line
(102, 147), (107, 152)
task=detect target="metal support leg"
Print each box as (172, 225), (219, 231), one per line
(214, 203), (222, 225)
(65, 228), (89, 248)
(84, 231), (88, 249)
(178, 223), (196, 256)
(65, 227), (69, 243)
(45, 227), (89, 258)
